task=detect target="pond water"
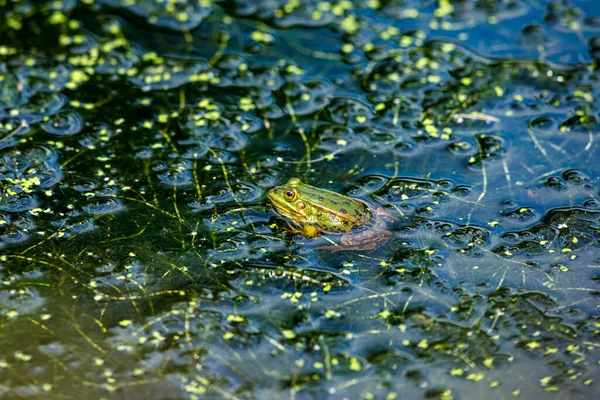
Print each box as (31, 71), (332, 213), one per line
(1, 0), (599, 399)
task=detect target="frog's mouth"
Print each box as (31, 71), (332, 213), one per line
(271, 201), (301, 220)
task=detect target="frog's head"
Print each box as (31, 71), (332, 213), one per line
(267, 177), (311, 221)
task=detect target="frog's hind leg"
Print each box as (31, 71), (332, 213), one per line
(317, 241), (381, 252)
(317, 229), (391, 252)
(374, 206), (400, 223)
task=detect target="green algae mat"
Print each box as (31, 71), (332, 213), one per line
(1, 0), (599, 399)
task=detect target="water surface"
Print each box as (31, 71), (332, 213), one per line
(0, 0), (599, 399)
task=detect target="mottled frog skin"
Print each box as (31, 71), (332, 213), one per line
(267, 178), (394, 251)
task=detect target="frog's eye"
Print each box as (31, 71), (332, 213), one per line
(284, 189), (297, 201)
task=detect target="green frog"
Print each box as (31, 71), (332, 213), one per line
(267, 177), (395, 251)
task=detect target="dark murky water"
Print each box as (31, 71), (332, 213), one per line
(1, 0), (599, 399)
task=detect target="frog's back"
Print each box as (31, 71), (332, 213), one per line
(296, 184), (373, 232)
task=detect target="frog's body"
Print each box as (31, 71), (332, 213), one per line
(267, 178), (394, 251)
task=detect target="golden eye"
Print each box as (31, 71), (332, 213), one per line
(284, 189), (297, 201)
(296, 201), (306, 210)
